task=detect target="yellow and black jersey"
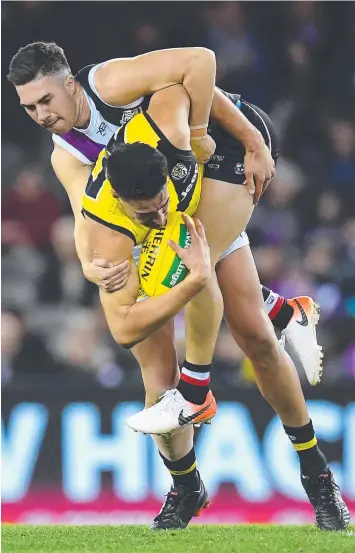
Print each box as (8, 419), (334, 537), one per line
(82, 111), (203, 245)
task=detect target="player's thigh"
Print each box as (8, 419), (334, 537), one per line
(131, 320), (179, 405)
(195, 177), (254, 265)
(216, 244), (275, 345)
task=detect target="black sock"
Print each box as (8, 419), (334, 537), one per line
(273, 301), (294, 331)
(177, 360), (211, 405)
(283, 419), (328, 479)
(262, 286), (294, 330)
(160, 448), (200, 490)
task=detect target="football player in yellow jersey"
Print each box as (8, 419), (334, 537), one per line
(83, 84), (251, 377)
(82, 108), (203, 249)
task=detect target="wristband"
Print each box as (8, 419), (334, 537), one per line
(190, 124), (208, 130)
(190, 135), (208, 141)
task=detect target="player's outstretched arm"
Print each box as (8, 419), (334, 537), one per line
(51, 145), (94, 268)
(94, 48), (216, 130)
(88, 215), (210, 349)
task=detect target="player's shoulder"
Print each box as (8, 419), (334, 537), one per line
(75, 64), (96, 84)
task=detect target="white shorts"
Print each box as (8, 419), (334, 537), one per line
(133, 230), (249, 265)
(133, 245), (141, 264)
(218, 230), (250, 262)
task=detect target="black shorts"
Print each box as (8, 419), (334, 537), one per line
(205, 96), (279, 184)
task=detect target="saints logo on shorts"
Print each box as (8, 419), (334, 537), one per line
(171, 163), (189, 180)
(234, 162), (245, 175)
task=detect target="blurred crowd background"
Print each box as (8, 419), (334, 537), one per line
(2, 1), (355, 392)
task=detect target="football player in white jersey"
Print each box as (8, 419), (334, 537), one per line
(7, 43), (348, 532)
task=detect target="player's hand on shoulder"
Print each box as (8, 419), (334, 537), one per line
(244, 142), (275, 204)
(190, 134), (216, 164)
(83, 258), (130, 293)
(168, 214), (211, 287)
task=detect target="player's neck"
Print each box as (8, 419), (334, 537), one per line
(73, 83), (91, 129)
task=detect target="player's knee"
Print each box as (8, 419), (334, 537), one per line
(241, 330), (279, 368)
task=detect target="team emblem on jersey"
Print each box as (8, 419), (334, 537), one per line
(120, 108), (140, 125)
(171, 163), (189, 180)
(234, 162), (245, 175)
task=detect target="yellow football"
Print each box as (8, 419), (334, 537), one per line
(138, 212), (192, 297)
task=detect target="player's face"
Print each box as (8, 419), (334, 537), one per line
(118, 185), (170, 229)
(16, 75), (78, 134)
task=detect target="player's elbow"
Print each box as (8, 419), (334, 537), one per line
(190, 47), (216, 70)
(192, 47), (216, 61)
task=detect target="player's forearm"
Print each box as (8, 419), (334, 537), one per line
(73, 214), (93, 270)
(106, 275), (206, 349)
(211, 88), (265, 152)
(184, 48), (216, 128)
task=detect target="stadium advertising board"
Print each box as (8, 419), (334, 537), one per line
(2, 386), (355, 524)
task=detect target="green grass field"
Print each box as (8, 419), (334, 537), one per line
(2, 525), (355, 553)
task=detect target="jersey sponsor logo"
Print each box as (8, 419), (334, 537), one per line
(234, 162), (245, 175)
(207, 163), (220, 170)
(96, 122), (107, 136)
(171, 163), (189, 181)
(162, 225), (191, 288)
(210, 155), (224, 162)
(140, 228), (166, 281)
(120, 108), (141, 125)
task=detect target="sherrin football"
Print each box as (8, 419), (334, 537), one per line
(138, 212), (192, 297)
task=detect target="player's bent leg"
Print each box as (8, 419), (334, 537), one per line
(217, 244), (309, 427)
(220, 234), (323, 385)
(132, 180), (254, 435)
(177, 179), (254, 418)
(128, 323), (210, 529)
(131, 321), (180, 408)
(217, 245), (349, 530)
(184, 178), (254, 366)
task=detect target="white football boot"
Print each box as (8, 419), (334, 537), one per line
(281, 296), (323, 386)
(127, 389), (217, 435)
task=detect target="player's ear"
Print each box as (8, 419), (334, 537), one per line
(64, 75), (75, 95)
